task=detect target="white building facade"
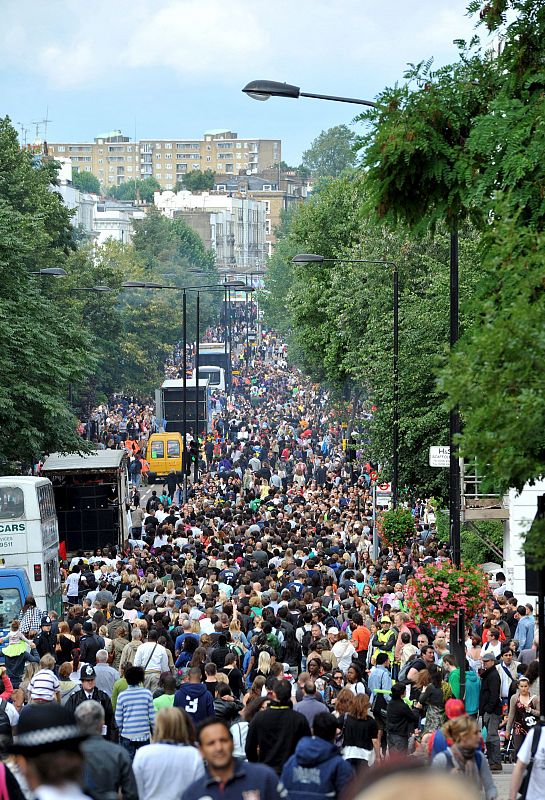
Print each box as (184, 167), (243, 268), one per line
(154, 190), (267, 275)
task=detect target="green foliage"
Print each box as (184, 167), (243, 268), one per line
(108, 177), (160, 203)
(176, 169), (215, 192)
(461, 520), (504, 566)
(379, 507), (415, 550)
(354, 0), (545, 564)
(0, 116), (93, 465)
(280, 161), (311, 180)
(302, 125), (357, 179)
(72, 171), (101, 194)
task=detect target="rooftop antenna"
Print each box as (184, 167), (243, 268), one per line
(17, 123), (29, 147)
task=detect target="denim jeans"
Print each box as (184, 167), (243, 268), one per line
(119, 737), (149, 760)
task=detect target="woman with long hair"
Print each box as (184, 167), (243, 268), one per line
(342, 693), (380, 769)
(132, 707), (204, 800)
(415, 665), (447, 733)
(432, 715), (496, 799)
(231, 697), (269, 758)
(189, 646), (208, 681)
(55, 621), (76, 665)
(243, 675), (267, 706)
(506, 676), (540, 753)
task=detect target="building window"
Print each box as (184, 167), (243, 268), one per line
(192, 164), (200, 170)
(236, 142), (241, 148)
(165, 143), (172, 149)
(166, 164), (173, 171)
(156, 143), (162, 149)
(225, 164), (234, 173)
(177, 164), (187, 173)
(264, 201), (271, 213)
(57, 146), (65, 152)
(156, 173), (162, 179)
(206, 156), (211, 162)
(127, 166), (133, 172)
(156, 154), (162, 160)
(165, 153), (172, 159)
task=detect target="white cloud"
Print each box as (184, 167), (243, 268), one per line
(0, 0), (484, 90)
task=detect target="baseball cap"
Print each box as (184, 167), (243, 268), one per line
(328, 627), (340, 635)
(482, 652), (496, 662)
(380, 616), (391, 624)
(80, 665), (96, 680)
(445, 699), (466, 719)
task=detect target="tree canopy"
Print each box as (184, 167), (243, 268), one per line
(356, 0), (545, 499)
(72, 170), (101, 194)
(302, 124), (357, 179)
(107, 177), (161, 203)
(176, 169), (215, 192)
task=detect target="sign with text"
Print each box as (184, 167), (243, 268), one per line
(429, 446), (450, 467)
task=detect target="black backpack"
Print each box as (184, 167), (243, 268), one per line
(0, 700), (13, 744)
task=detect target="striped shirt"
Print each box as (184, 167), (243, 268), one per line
(115, 685), (155, 741)
(29, 669), (60, 701)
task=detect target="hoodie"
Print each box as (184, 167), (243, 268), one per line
(280, 737), (354, 800)
(448, 667), (481, 715)
(174, 682), (214, 723)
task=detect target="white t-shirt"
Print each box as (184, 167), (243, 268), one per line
(518, 726), (545, 800)
(66, 573), (81, 597)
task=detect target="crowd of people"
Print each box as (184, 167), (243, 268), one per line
(3, 328), (544, 800)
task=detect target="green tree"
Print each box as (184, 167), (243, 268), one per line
(176, 169), (215, 192)
(0, 117), (94, 467)
(108, 177), (161, 203)
(356, 0), (545, 560)
(302, 124), (357, 179)
(72, 170), (101, 194)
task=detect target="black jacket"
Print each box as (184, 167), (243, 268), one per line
(66, 688), (115, 738)
(81, 735), (137, 800)
(80, 633), (105, 666)
(245, 702), (311, 774)
(35, 630), (57, 658)
(479, 664), (502, 716)
(386, 698), (419, 737)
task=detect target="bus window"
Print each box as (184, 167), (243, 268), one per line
(150, 441), (164, 459)
(37, 484), (56, 521)
(0, 588), (23, 627)
(167, 440), (180, 458)
(0, 487), (24, 520)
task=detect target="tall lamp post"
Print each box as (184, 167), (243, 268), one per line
(292, 253), (399, 509)
(247, 78), (463, 699)
(123, 280), (251, 498)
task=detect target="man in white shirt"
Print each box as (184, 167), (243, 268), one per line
(133, 630), (169, 693)
(94, 650), (120, 698)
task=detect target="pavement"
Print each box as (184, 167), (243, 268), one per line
(494, 763), (513, 800)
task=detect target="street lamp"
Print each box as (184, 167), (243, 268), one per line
(30, 268), (67, 277)
(242, 80), (379, 108)
(72, 286), (113, 292)
(292, 253), (399, 517)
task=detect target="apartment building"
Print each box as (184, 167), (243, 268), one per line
(48, 130), (281, 189)
(213, 171), (308, 255)
(154, 190), (267, 274)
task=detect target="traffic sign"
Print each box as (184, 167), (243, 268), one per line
(369, 470), (378, 482)
(378, 482), (391, 493)
(429, 446), (450, 467)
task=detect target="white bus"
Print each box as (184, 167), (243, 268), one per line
(0, 477), (62, 616)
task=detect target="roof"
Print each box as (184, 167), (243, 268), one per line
(162, 377), (209, 388)
(41, 450), (127, 473)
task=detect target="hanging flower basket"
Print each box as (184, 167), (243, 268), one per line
(378, 507), (415, 551)
(406, 562), (489, 625)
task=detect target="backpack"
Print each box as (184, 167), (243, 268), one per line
(301, 629), (313, 656)
(0, 701), (12, 745)
(444, 748), (482, 770)
(397, 655), (417, 684)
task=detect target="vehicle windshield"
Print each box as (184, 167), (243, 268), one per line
(0, 588), (23, 628)
(200, 369), (220, 385)
(0, 487), (24, 520)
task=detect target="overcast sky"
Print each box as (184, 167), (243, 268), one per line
(1, 0), (485, 163)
